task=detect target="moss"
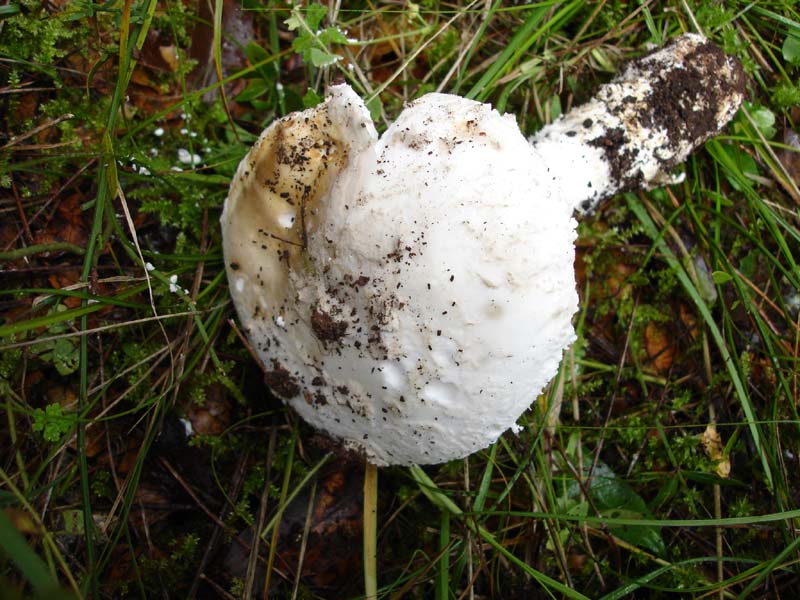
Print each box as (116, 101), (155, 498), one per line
(0, 2), (77, 67)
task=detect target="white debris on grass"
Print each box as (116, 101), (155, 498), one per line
(177, 148), (202, 166)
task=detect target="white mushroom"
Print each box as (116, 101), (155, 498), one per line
(221, 34), (745, 466)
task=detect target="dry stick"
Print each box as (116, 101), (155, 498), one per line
(0, 85), (56, 95)
(138, 499), (157, 567)
(10, 179), (33, 243)
(0, 158), (98, 252)
(680, 0), (704, 35)
(0, 113), (74, 150)
(568, 0), (609, 48)
(433, 3), (486, 93)
(117, 182), (176, 386)
(199, 573), (239, 600)
(366, 0), (480, 104)
(455, 563), (485, 600)
(0, 315), (192, 360)
(364, 462), (379, 600)
(159, 458), (238, 536)
(227, 320), (265, 371)
(169, 208), (209, 407)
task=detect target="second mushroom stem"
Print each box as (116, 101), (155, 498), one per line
(364, 462), (379, 599)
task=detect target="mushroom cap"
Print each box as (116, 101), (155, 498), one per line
(222, 35), (745, 466)
(222, 85), (578, 465)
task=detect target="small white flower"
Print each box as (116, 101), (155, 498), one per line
(154, 127), (165, 137)
(177, 148), (202, 166)
(145, 262), (155, 272)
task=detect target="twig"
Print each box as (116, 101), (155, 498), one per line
(159, 457), (238, 536)
(0, 113), (74, 150)
(10, 179), (33, 243)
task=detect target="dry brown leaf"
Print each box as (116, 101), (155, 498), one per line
(45, 384), (78, 410)
(3, 508), (39, 535)
(223, 465), (363, 595)
(47, 270), (83, 308)
(700, 424), (731, 478)
(679, 303), (699, 341)
(186, 391), (232, 436)
(604, 261), (636, 299)
(159, 45), (180, 72)
(33, 193), (89, 249)
(642, 321), (675, 374)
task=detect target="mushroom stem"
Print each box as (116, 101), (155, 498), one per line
(364, 462), (378, 600)
(530, 33), (746, 214)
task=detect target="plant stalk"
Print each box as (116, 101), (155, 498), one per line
(364, 462), (378, 599)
